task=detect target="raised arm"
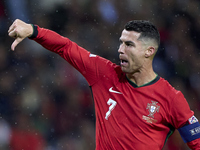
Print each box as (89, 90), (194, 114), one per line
(8, 19), (69, 55)
(8, 19), (112, 86)
(8, 19), (33, 51)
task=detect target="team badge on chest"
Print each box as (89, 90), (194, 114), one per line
(146, 101), (160, 118)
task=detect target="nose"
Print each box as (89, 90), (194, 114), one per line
(118, 44), (125, 54)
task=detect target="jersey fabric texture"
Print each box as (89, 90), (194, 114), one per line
(30, 25), (198, 150)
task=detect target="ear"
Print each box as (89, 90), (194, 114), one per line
(145, 46), (156, 58)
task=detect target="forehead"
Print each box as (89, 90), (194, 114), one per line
(120, 29), (141, 41)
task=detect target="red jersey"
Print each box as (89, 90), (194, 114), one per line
(31, 26), (194, 150)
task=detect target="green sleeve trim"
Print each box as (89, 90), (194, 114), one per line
(29, 24), (38, 39)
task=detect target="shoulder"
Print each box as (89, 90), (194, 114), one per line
(91, 55), (124, 82)
(157, 77), (182, 98)
(96, 56), (122, 75)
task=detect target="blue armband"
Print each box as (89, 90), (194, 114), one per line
(178, 122), (200, 143)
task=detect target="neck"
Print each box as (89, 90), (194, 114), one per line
(126, 68), (157, 87)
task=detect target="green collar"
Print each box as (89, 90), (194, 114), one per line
(126, 74), (160, 88)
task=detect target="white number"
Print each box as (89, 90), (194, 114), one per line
(105, 98), (117, 120)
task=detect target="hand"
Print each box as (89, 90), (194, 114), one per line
(8, 19), (33, 51)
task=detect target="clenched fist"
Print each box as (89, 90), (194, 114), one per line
(8, 19), (33, 51)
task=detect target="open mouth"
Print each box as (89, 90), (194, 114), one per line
(121, 60), (128, 63)
(120, 59), (128, 65)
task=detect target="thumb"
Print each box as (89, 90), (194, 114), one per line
(11, 38), (23, 51)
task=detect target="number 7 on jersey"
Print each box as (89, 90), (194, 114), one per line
(105, 98), (117, 120)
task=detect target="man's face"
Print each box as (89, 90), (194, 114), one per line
(118, 29), (146, 74)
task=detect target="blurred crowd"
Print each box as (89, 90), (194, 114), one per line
(0, 0), (200, 149)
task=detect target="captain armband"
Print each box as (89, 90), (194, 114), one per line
(178, 121), (200, 143)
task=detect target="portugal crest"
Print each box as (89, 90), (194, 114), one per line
(146, 101), (160, 118)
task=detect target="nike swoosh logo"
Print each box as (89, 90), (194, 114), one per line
(109, 87), (122, 94)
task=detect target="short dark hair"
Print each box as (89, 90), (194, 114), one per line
(125, 20), (160, 48)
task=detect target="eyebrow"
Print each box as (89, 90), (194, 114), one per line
(119, 39), (136, 47)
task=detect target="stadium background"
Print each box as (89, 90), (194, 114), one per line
(0, 0), (200, 149)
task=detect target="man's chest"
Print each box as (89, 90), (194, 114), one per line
(93, 82), (168, 130)
(92, 78), (173, 149)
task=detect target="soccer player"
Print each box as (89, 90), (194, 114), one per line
(8, 19), (200, 149)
